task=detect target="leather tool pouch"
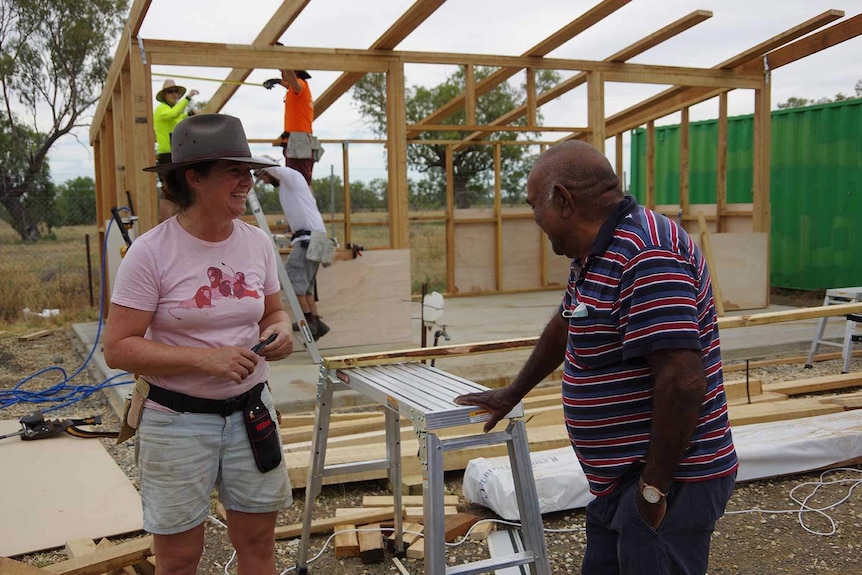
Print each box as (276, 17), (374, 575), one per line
(243, 382), (282, 472)
(117, 376), (150, 444)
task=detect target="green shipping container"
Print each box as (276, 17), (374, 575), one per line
(630, 98), (862, 290)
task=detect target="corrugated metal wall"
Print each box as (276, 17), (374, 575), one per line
(630, 98), (862, 290)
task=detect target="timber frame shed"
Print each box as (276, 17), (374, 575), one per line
(90, 0), (862, 300)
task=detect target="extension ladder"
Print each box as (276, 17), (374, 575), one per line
(295, 362), (551, 575)
(805, 286), (862, 373)
(246, 185), (321, 364)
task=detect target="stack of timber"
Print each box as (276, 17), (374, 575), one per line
(0, 536), (155, 575)
(280, 370), (862, 490)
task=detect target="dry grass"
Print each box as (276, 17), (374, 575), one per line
(0, 221), (102, 330)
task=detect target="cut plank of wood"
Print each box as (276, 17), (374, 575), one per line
(387, 522), (423, 552)
(275, 507), (395, 540)
(95, 539), (136, 575)
(468, 520), (495, 541)
(443, 513), (480, 542)
(819, 392), (862, 409)
(0, 558), (54, 574)
(43, 536), (153, 575)
(215, 502), (228, 522)
(392, 557), (411, 575)
(728, 391), (788, 406)
(64, 539), (96, 559)
(363, 495), (458, 507)
(406, 536), (424, 560)
(724, 349), (862, 373)
(762, 372), (862, 396)
(728, 397), (844, 426)
(18, 329), (54, 342)
(405, 506), (457, 523)
(0, 558), (58, 574)
(358, 523), (385, 564)
(132, 557), (155, 575)
(722, 378), (763, 402)
(333, 524), (360, 558)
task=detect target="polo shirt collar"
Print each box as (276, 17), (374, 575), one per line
(584, 195), (639, 261)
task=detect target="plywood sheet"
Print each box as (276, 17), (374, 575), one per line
(692, 232), (768, 310)
(0, 420), (142, 557)
(545, 237), (571, 289)
(501, 219), (541, 291)
(453, 224), (495, 293)
(312, 249), (412, 350)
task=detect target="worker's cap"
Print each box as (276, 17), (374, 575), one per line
(296, 70), (312, 80)
(143, 114), (278, 173)
(155, 79), (187, 103)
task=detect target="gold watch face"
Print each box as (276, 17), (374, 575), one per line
(642, 485), (662, 504)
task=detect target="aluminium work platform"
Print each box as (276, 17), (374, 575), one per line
(295, 361), (551, 575)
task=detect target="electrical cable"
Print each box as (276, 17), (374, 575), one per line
(0, 216), (134, 413)
(725, 467), (862, 536)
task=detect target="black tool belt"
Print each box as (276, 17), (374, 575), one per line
(290, 229), (311, 242)
(146, 381), (265, 417)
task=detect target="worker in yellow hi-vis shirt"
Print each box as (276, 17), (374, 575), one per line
(153, 79), (199, 221)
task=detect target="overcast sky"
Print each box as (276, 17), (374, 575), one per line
(48, 0), (862, 186)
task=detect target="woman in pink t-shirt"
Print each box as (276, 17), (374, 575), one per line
(104, 114), (294, 575)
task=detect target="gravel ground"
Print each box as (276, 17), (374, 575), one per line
(2, 324), (862, 574)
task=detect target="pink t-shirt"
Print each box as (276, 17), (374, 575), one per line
(111, 217), (281, 400)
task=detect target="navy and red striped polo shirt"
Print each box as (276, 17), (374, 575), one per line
(560, 195), (738, 496)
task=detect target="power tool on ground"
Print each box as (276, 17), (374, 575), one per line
(0, 411), (118, 441)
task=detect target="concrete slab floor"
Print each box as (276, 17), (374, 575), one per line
(73, 291), (851, 416)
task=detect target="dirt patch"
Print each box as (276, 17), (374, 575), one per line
(2, 329), (861, 574)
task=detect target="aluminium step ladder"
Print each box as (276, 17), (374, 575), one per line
(295, 361), (551, 575)
(805, 286), (862, 373)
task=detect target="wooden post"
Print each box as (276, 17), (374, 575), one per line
(494, 143), (503, 291)
(386, 58), (409, 248)
(752, 85), (771, 234)
(464, 64), (476, 126)
(679, 107), (690, 223)
(128, 39), (156, 233)
(445, 144), (455, 294)
(342, 142), (352, 244)
(587, 71), (605, 151)
(526, 68), (537, 128)
(645, 120), (655, 210)
(698, 213), (725, 316)
(716, 92), (728, 233)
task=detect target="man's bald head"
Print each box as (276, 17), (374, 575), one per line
(530, 140), (622, 221)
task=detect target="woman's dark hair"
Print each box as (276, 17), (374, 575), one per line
(163, 161), (216, 208)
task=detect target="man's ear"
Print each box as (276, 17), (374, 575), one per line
(554, 184), (575, 217)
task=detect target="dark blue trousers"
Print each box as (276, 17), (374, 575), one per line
(582, 470), (736, 575)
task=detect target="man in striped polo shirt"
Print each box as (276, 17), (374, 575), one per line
(456, 140), (738, 575)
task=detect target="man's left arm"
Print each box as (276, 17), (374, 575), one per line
(639, 347), (707, 526)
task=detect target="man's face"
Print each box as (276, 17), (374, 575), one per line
(526, 172), (569, 257)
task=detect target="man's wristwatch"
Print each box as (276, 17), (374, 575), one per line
(639, 477), (667, 504)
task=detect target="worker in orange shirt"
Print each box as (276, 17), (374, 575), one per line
(263, 69), (322, 185)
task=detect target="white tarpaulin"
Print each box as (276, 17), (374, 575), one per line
(463, 410), (862, 520)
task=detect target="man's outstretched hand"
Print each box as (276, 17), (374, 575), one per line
(263, 78), (282, 90)
(453, 387), (521, 433)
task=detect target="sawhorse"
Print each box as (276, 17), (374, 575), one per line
(295, 361), (551, 575)
(805, 286), (862, 373)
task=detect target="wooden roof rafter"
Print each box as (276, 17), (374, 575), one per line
(204, 0), (311, 113)
(453, 9), (714, 151)
(313, 0), (448, 118)
(405, 0), (632, 138)
(577, 9), (848, 140)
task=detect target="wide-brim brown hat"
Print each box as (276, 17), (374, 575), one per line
(155, 79), (187, 103)
(143, 114), (279, 173)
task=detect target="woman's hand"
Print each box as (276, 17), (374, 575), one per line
(198, 347), (260, 384)
(254, 323), (294, 361)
